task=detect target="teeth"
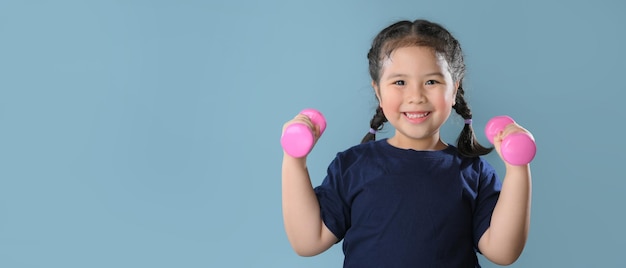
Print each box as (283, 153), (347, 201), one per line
(405, 112), (428, 119)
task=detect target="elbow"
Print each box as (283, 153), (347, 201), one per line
(294, 248), (319, 257)
(493, 259), (517, 266)
(285, 227), (336, 257)
(479, 230), (527, 266)
(288, 237), (327, 257)
(491, 257), (519, 266)
(481, 242), (525, 266)
(485, 249), (523, 266)
(291, 244), (324, 257)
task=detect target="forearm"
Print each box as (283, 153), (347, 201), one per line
(480, 164), (532, 265)
(282, 154), (333, 256)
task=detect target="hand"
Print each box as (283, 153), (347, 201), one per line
(281, 113), (322, 158)
(492, 122), (534, 166)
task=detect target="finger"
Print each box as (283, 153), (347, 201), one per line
(282, 114), (317, 138)
(500, 123), (530, 139)
(294, 114), (315, 130)
(313, 124), (321, 140)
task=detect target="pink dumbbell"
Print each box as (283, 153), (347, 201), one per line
(484, 115), (536, 166)
(281, 109), (327, 158)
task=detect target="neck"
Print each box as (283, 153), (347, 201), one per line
(387, 135), (447, 151)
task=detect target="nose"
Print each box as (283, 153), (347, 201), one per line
(407, 85), (426, 104)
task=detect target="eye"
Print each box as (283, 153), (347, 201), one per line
(425, 80), (439, 85)
(394, 80), (405, 86)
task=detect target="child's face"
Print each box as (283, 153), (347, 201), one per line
(374, 46), (458, 150)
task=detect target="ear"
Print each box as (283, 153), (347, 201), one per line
(372, 81), (382, 103)
(452, 81), (460, 106)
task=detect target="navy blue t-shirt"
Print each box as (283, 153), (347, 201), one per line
(314, 139), (501, 267)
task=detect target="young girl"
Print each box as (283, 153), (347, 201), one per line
(281, 19), (532, 267)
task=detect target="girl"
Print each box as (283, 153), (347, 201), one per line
(281, 19), (532, 267)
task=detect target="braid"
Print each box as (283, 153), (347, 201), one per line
(361, 107), (387, 143)
(453, 86), (493, 157)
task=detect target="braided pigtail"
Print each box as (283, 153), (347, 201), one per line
(361, 107), (387, 143)
(453, 86), (493, 157)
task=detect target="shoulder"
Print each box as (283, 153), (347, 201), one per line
(337, 139), (389, 161)
(447, 145), (493, 170)
(327, 140), (386, 172)
(447, 146), (498, 180)
(447, 147), (501, 194)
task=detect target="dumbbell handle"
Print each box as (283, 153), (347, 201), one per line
(281, 109), (327, 158)
(485, 116), (536, 166)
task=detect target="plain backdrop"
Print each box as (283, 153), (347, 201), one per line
(1, 0), (625, 267)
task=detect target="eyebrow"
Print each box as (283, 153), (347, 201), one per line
(384, 72), (445, 79)
(384, 73), (408, 79)
(422, 72), (445, 78)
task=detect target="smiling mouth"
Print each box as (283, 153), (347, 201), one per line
(404, 112), (430, 119)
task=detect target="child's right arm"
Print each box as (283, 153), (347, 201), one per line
(281, 115), (338, 256)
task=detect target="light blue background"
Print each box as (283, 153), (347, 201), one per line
(1, 0), (625, 267)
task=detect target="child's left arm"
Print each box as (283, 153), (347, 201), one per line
(478, 123), (533, 265)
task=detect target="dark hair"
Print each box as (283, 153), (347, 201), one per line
(360, 19), (492, 158)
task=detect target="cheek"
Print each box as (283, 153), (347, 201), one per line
(379, 92), (401, 108)
(443, 89), (457, 105)
(377, 97), (398, 119)
(448, 93), (456, 105)
(430, 92), (456, 109)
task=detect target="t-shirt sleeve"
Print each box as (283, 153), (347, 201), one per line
(473, 160), (502, 252)
(313, 155), (351, 242)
